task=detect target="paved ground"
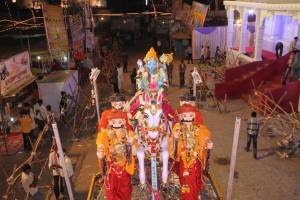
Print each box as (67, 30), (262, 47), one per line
(1, 38), (300, 200)
(70, 41), (300, 200)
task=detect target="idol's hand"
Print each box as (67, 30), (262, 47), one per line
(127, 137), (134, 144)
(96, 145), (105, 159)
(206, 141), (214, 149)
(174, 128), (180, 139)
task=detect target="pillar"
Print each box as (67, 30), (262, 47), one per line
(226, 7), (234, 49)
(239, 9), (249, 53)
(254, 9), (265, 61)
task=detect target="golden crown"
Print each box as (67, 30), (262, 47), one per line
(143, 47), (158, 62)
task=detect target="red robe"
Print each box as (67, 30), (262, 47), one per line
(97, 108), (133, 131)
(105, 164), (132, 200)
(178, 159), (202, 200)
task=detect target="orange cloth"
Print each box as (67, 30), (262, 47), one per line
(96, 129), (135, 175)
(169, 123), (211, 199)
(98, 108), (133, 132)
(19, 116), (33, 133)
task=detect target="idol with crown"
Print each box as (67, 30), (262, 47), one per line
(126, 48), (177, 198)
(92, 47), (218, 200)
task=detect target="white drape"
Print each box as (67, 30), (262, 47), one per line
(192, 26), (227, 60)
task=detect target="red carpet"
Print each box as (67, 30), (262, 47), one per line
(214, 52), (299, 113)
(0, 132), (23, 154)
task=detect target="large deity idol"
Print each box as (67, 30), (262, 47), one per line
(96, 110), (136, 200)
(136, 47), (170, 92)
(169, 104), (213, 200)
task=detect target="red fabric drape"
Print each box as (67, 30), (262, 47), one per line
(215, 53), (291, 100)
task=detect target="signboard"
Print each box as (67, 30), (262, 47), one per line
(192, 1), (210, 27)
(0, 51), (34, 96)
(43, 3), (69, 62)
(176, 0), (211, 28)
(69, 15), (84, 57)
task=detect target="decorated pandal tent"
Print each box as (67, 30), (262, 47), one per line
(88, 48), (222, 199)
(224, 0), (300, 63)
(214, 0), (300, 114)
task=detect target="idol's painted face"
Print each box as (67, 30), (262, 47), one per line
(112, 101), (125, 110)
(109, 118), (125, 129)
(147, 58), (157, 74)
(180, 112), (195, 123)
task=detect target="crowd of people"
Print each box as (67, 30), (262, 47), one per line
(18, 99), (54, 151)
(17, 92), (74, 200)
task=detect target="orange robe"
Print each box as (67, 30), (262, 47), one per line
(96, 129), (135, 200)
(97, 108), (133, 131)
(169, 123), (212, 200)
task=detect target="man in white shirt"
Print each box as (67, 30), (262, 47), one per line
(21, 164), (43, 200)
(34, 99), (47, 131)
(49, 144), (65, 199)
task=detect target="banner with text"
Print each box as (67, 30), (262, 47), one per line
(69, 14), (84, 57)
(43, 3), (69, 62)
(0, 51), (34, 96)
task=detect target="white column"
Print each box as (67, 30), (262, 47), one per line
(226, 7), (234, 49)
(254, 10), (265, 61)
(239, 9), (249, 53)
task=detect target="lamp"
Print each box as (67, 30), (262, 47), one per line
(248, 9), (255, 15)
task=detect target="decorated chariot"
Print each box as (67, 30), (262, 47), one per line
(88, 48), (222, 200)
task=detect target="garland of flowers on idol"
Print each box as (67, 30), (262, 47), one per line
(179, 124), (201, 169)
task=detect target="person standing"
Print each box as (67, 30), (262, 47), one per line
(122, 52), (128, 73)
(275, 41), (284, 58)
(179, 59), (186, 88)
(19, 110), (34, 151)
(186, 45), (193, 64)
(130, 67), (137, 95)
(289, 36), (298, 52)
(34, 99), (47, 132)
(245, 111), (260, 160)
(21, 164), (44, 200)
(111, 67), (119, 93)
(200, 45), (205, 64)
(167, 63), (173, 85)
(117, 63), (123, 92)
(214, 46), (221, 65)
(59, 91), (68, 115)
(49, 143), (65, 200)
(23, 102), (37, 133)
(206, 46), (211, 65)
(157, 39), (162, 55)
(45, 105), (55, 141)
